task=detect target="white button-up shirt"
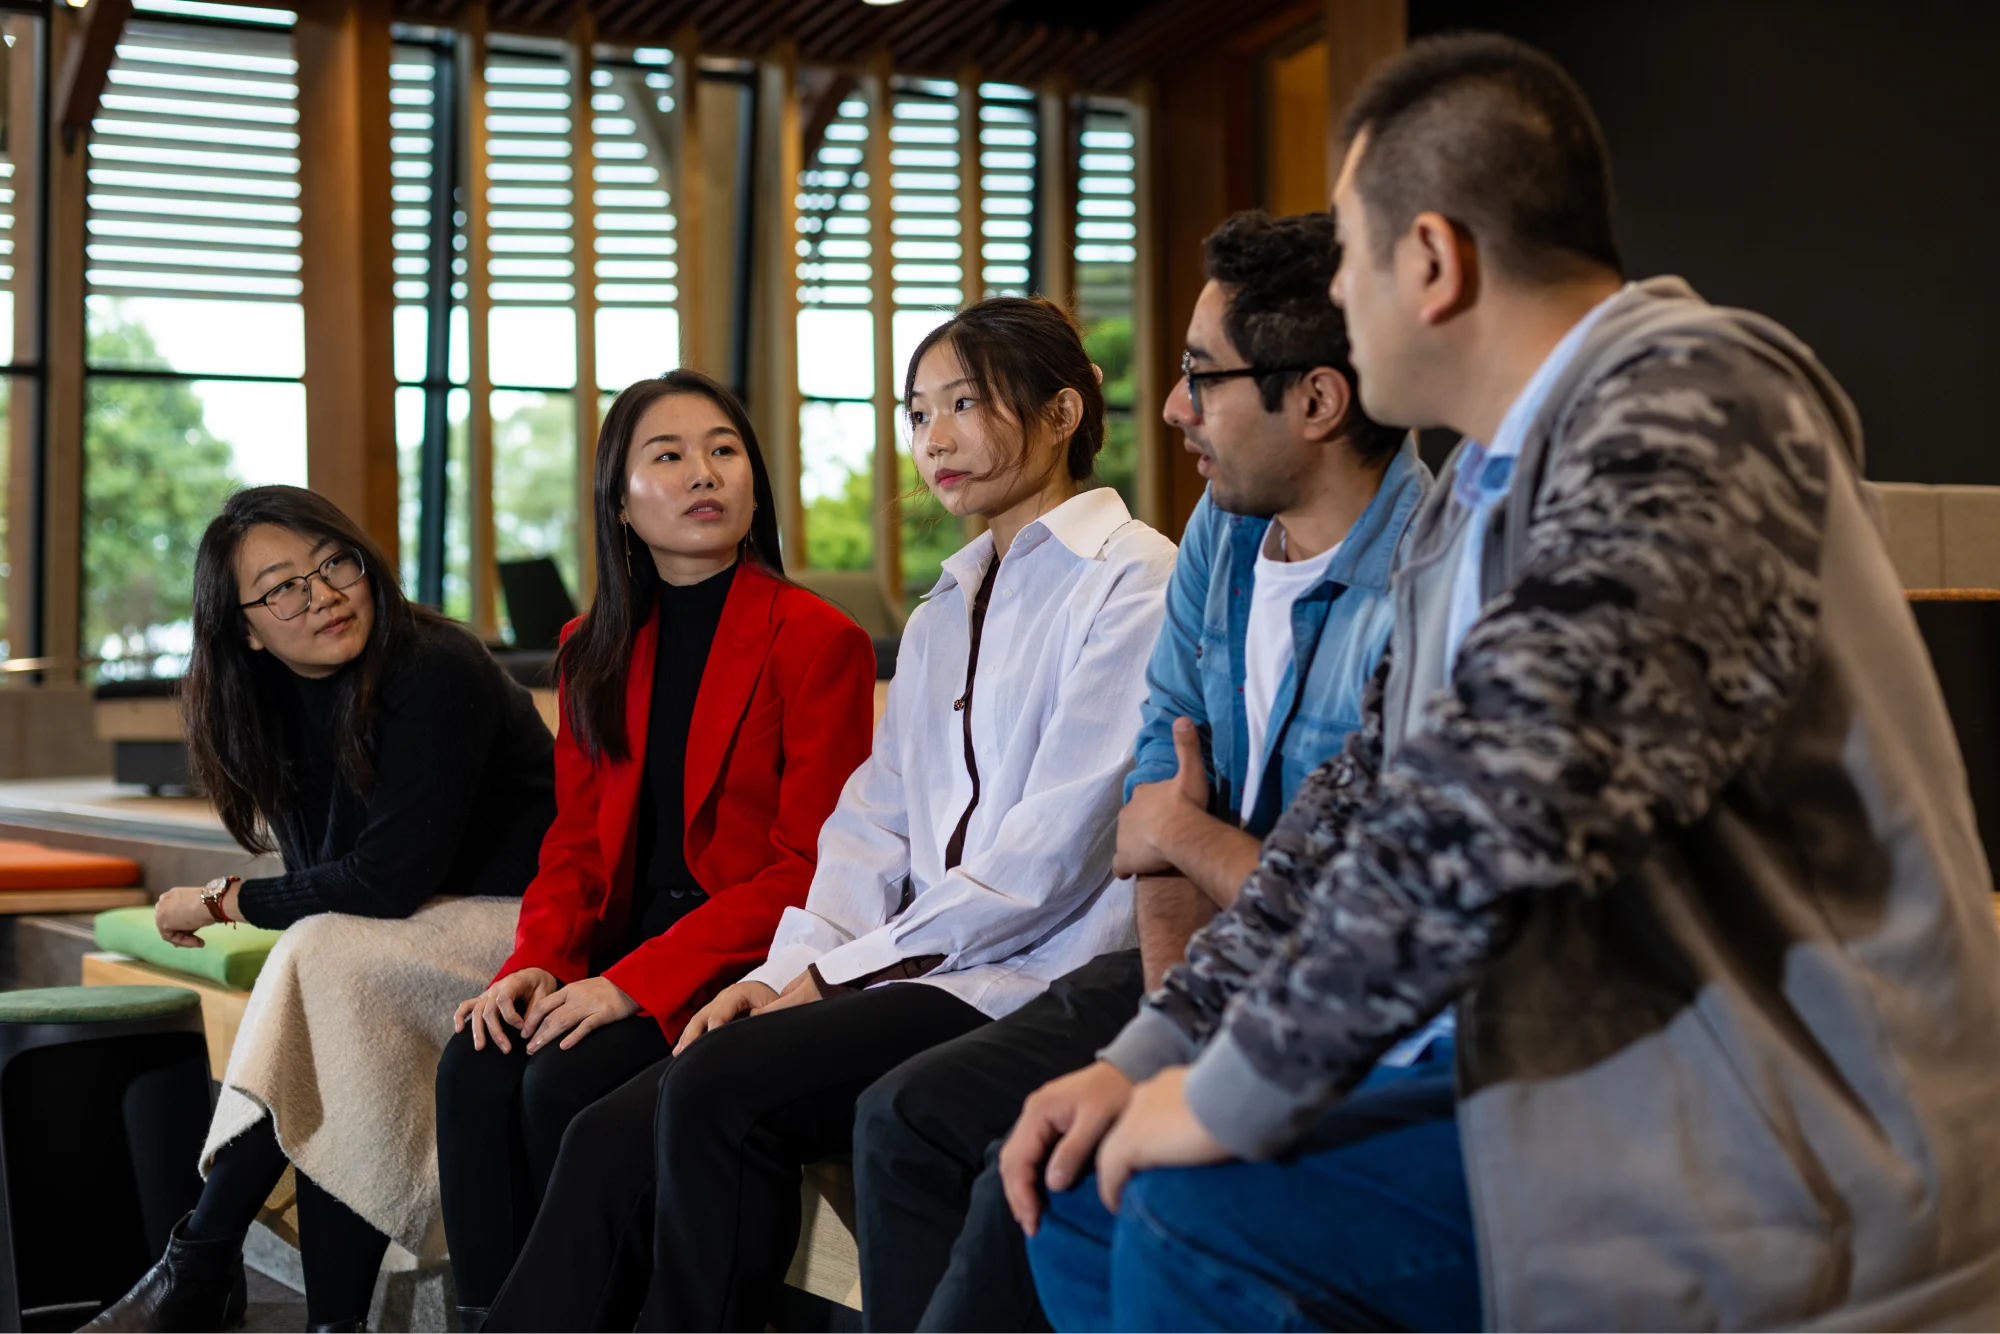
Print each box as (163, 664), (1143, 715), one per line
(745, 487), (1176, 1019)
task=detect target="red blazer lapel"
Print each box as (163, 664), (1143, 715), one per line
(684, 564), (779, 824)
(599, 606), (658, 885)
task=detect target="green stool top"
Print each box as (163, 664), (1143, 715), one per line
(0, 985), (200, 1025)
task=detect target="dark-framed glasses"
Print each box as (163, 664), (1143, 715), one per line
(1181, 350), (1316, 419)
(240, 549), (368, 621)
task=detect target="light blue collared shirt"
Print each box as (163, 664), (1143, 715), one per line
(1444, 287), (1630, 668)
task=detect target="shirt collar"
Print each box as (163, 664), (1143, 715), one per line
(1481, 283), (1629, 465)
(1228, 436), (1428, 597)
(1032, 486), (1135, 559)
(930, 486), (1134, 597)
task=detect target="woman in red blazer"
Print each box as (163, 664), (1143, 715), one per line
(433, 369), (875, 1327)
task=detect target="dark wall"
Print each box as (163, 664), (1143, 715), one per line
(1407, 0), (2000, 483)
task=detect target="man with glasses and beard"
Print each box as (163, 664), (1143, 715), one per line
(848, 209), (1440, 1332)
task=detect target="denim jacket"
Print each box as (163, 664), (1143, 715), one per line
(1127, 439), (1430, 834)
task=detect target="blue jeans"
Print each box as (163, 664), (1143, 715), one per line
(1025, 1044), (1478, 1332)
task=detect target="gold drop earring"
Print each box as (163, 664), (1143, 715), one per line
(621, 517), (633, 579)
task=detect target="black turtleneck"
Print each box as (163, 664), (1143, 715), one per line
(237, 618), (557, 929)
(623, 561), (737, 954)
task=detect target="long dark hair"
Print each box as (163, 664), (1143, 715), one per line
(557, 369), (785, 763)
(903, 297), (1107, 482)
(184, 485), (433, 855)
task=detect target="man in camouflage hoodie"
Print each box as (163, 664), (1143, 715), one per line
(1004, 32), (2000, 1332)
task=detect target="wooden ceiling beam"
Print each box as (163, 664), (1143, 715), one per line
(905, 15), (991, 72)
(792, 0), (871, 57)
(989, 25), (1053, 84)
(713, 0), (805, 52)
(892, 0), (994, 70)
(391, 0), (1312, 92)
(511, 0), (574, 33)
(686, 0), (744, 37)
(799, 69), (858, 164)
(56, 0), (134, 144)
(590, 0), (660, 38)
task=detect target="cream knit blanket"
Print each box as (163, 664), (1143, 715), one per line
(201, 896), (520, 1262)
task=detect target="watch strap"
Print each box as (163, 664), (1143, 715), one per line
(200, 876), (239, 926)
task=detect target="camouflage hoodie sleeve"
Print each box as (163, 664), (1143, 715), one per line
(1097, 653), (1391, 1081)
(1171, 336), (1833, 1159)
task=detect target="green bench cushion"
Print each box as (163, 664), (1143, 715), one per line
(0, 984), (199, 1024)
(94, 907), (284, 991)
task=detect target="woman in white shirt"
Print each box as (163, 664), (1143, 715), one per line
(480, 297), (1175, 1332)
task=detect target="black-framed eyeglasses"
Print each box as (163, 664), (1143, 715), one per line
(1181, 350), (1316, 419)
(240, 549), (368, 621)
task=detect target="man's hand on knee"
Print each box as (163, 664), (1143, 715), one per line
(1096, 1067), (1227, 1213)
(998, 1061), (1135, 1237)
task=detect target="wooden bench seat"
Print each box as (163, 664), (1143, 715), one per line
(80, 949), (865, 1314)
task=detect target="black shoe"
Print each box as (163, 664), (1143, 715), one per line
(308, 1322), (363, 1333)
(456, 1307), (488, 1333)
(77, 1214), (247, 1332)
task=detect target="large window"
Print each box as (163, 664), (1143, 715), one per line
(794, 77), (1039, 603)
(392, 33), (684, 628)
(795, 86), (875, 575)
(390, 39), (469, 616)
(1075, 100), (1139, 508)
(83, 6), (305, 677)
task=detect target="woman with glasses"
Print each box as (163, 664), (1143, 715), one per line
(432, 370), (877, 1333)
(86, 485), (558, 1334)
(478, 299), (1175, 1333)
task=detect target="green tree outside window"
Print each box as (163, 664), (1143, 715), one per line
(83, 316), (241, 671)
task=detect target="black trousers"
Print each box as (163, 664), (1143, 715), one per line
(434, 1013), (671, 1309)
(486, 982), (987, 1333)
(187, 1115), (391, 1328)
(852, 950), (1144, 1333)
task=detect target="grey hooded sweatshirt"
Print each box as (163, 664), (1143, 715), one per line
(1103, 277), (2000, 1329)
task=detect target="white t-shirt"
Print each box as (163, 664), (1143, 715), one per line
(1239, 526), (1343, 823)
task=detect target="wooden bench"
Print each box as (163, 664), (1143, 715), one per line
(81, 949), (865, 1314)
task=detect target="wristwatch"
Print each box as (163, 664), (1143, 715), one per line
(200, 875), (241, 927)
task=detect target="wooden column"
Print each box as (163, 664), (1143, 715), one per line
(39, 6), (87, 665)
(670, 25), (706, 371)
(55, 0), (132, 142)
(1036, 79), (1073, 311)
(1152, 53), (1256, 537)
(460, 4), (497, 635)
(297, 0), (399, 556)
(568, 7), (599, 601)
(7, 15), (43, 658)
(696, 71), (743, 387)
(1129, 79), (1165, 530)
(1325, 0), (1405, 174)
(956, 67), (982, 305)
(865, 52), (901, 620)
(956, 67), (987, 540)
(750, 41), (801, 562)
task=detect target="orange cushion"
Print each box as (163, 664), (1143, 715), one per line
(0, 839), (142, 890)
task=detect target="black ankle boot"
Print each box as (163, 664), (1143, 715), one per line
(77, 1214), (248, 1332)
(456, 1306), (488, 1333)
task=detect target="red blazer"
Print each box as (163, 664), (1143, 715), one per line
(497, 562), (876, 1040)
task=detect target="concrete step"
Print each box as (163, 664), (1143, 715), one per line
(2, 913), (97, 990)
(0, 816), (272, 898)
